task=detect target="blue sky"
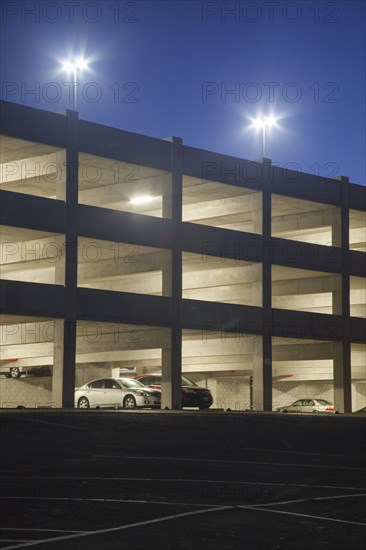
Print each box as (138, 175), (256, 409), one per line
(1, 0), (365, 184)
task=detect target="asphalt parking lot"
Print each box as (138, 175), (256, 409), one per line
(0, 409), (365, 549)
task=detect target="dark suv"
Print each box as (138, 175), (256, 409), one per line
(134, 373), (213, 409)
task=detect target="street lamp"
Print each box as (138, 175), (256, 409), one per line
(61, 57), (89, 111)
(251, 116), (278, 158)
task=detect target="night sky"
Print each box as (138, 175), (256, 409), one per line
(1, 0), (365, 184)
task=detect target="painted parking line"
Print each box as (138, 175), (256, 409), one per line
(248, 492), (366, 507)
(0, 529), (90, 534)
(1, 506), (232, 550)
(1, 493), (365, 549)
(24, 419), (87, 431)
(1, 475), (365, 492)
(1, 496), (222, 508)
(0, 539), (34, 542)
(3, 492), (366, 510)
(95, 454), (366, 471)
(238, 446), (365, 460)
(238, 505), (366, 527)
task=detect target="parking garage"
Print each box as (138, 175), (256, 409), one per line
(0, 100), (365, 412)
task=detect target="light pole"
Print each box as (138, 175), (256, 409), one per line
(61, 57), (89, 111)
(252, 116), (278, 158)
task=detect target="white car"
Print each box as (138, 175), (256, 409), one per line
(276, 398), (337, 414)
(75, 377), (161, 409)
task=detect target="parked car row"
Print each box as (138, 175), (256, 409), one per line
(3, 368), (361, 414)
(74, 374), (214, 410)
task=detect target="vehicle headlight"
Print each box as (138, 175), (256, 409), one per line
(136, 390), (148, 397)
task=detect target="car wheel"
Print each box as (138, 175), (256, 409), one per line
(10, 367), (21, 379)
(77, 397), (90, 409)
(123, 395), (136, 409)
(312, 410), (319, 414)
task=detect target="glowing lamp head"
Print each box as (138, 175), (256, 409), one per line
(252, 116), (278, 130)
(61, 57), (89, 73)
(61, 61), (75, 72)
(252, 119), (266, 129)
(75, 58), (89, 70)
(265, 116), (278, 128)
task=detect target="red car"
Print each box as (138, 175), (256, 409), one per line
(134, 373), (213, 409)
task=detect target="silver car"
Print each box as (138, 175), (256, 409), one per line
(276, 398), (337, 414)
(75, 377), (161, 409)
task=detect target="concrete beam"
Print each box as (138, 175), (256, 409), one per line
(0, 136), (61, 163)
(78, 250), (171, 279)
(0, 236), (64, 265)
(272, 343), (335, 361)
(272, 207), (340, 234)
(182, 338), (255, 356)
(79, 272), (162, 295)
(272, 293), (333, 311)
(182, 193), (261, 221)
(0, 266), (56, 284)
(0, 152), (62, 184)
(272, 275), (338, 296)
(182, 285), (258, 305)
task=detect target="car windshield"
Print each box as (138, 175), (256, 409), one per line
(181, 375), (197, 387)
(316, 399), (332, 405)
(119, 378), (145, 388)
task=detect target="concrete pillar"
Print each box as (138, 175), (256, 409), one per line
(335, 176), (351, 411)
(55, 150), (66, 201)
(331, 207), (342, 248)
(54, 150), (67, 287)
(161, 137), (183, 410)
(52, 234), (66, 285)
(332, 275), (342, 315)
(252, 336), (264, 410)
(161, 346), (179, 409)
(253, 160), (272, 410)
(333, 340), (351, 413)
(161, 173), (173, 219)
(251, 192), (262, 235)
(52, 320), (65, 406)
(60, 109), (79, 407)
(162, 254), (172, 297)
(251, 264), (262, 307)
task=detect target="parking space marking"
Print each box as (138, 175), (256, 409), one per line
(1, 506), (232, 549)
(24, 419), (87, 431)
(239, 446), (365, 460)
(0, 539), (34, 542)
(238, 505), (366, 527)
(0, 529), (90, 534)
(1, 475), (365, 492)
(248, 492), (366, 507)
(96, 454), (366, 471)
(3, 493), (366, 511)
(1, 496), (222, 508)
(2, 493), (365, 549)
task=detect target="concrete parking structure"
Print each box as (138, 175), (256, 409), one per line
(0, 100), (365, 411)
